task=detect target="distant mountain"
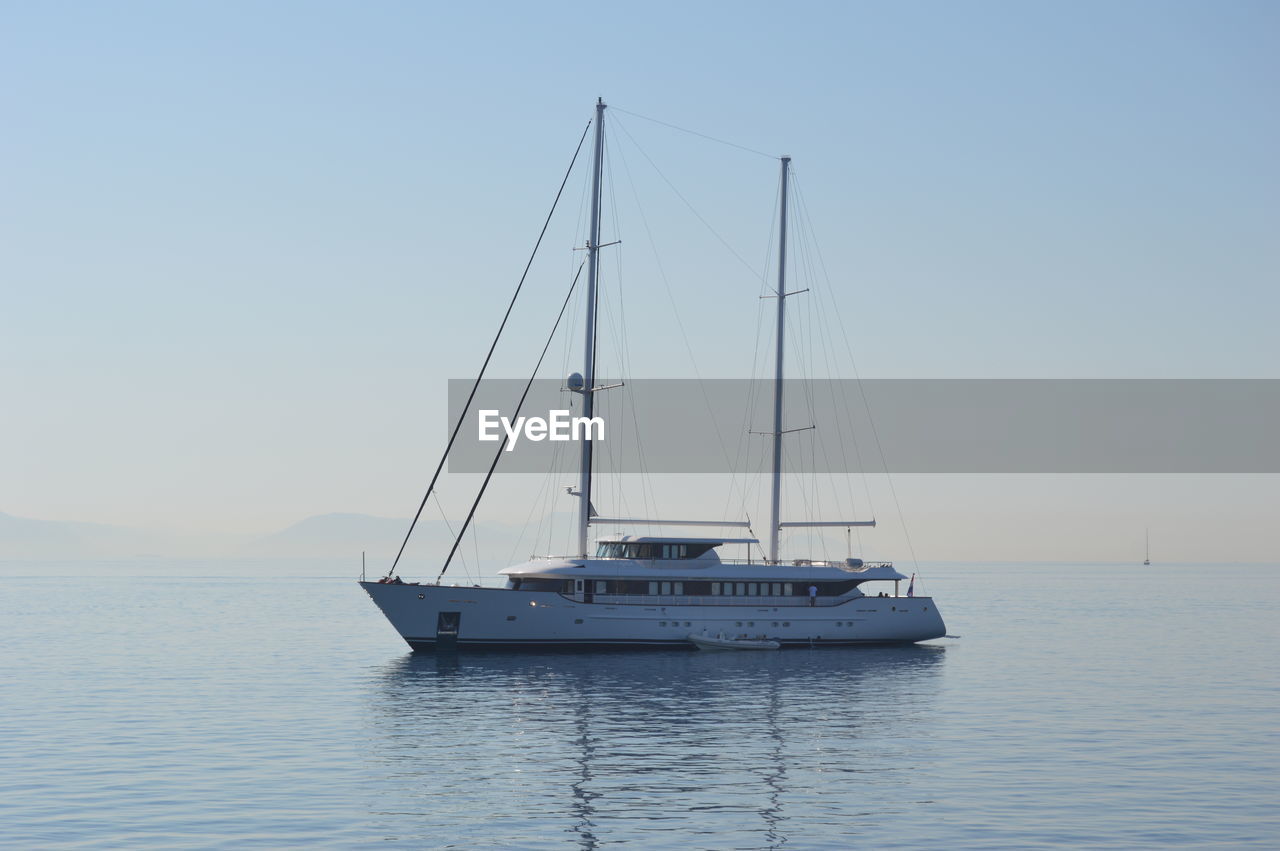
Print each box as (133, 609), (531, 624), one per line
(241, 513), (415, 559)
(0, 511), (178, 559)
(0, 510), (416, 560)
(239, 512), (537, 574)
(0, 509), (528, 565)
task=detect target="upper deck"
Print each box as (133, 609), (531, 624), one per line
(499, 555), (902, 581)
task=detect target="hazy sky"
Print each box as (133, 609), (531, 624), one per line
(3, 1), (1277, 562)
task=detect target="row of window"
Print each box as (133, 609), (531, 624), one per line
(710, 582), (794, 597)
(514, 617), (859, 628)
(632, 620), (865, 629)
(599, 580), (797, 596)
(508, 577), (863, 597)
(659, 620), (795, 628)
(595, 542), (717, 560)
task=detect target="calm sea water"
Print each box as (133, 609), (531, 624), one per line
(1, 561), (1276, 849)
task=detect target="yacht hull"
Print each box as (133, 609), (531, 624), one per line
(360, 582), (946, 651)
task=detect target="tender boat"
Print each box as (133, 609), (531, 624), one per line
(360, 98), (948, 650)
(689, 632), (782, 651)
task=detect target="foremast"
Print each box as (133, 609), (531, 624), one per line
(767, 157), (791, 564)
(575, 98), (606, 558)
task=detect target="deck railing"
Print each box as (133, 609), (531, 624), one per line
(714, 559), (896, 571)
(529, 555), (895, 572)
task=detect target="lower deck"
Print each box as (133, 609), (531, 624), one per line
(401, 635), (925, 651)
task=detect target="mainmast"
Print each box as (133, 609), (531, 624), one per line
(767, 156), (791, 564)
(576, 98), (606, 558)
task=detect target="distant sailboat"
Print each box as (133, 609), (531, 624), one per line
(1143, 528), (1151, 566)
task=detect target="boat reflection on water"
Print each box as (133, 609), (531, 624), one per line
(365, 647), (946, 848)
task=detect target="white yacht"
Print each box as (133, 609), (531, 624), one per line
(361, 99), (947, 650)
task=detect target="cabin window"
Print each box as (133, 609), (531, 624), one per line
(674, 582), (684, 595)
(564, 580), (574, 593)
(660, 582), (671, 595)
(784, 583), (793, 595)
(516, 578), (565, 592)
(598, 541), (717, 559)
(710, 582), (721, 595)
(597, 542), (659, 559)
(735, 582), (746, 595)
(771, 583), (782, 596)
(595, 580), (607, 594)
(648, 581), (658, 595)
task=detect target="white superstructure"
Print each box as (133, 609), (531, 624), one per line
(361, 99), (947, 650)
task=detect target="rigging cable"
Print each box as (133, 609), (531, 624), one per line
(385, 119), (592, 578)
(610, 118), (750, 526)
(730, 176), (781, 540)
(793, 174), (920, 572)
(611, 105), (778, 160)
(611, 116), (765, 283)
(437, 260), (587, 583)
(791, 175), (874, 546)
(430, 491), (465, 578)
